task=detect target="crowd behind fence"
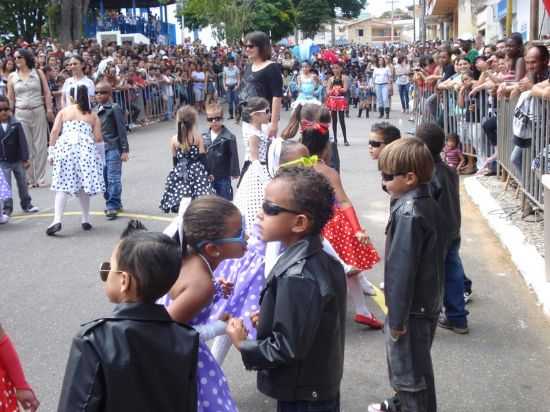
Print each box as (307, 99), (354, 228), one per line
(415, 89), (547, 211)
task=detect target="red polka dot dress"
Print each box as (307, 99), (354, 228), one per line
(0, 368), (18, 412)
(322, 206), (380, 270)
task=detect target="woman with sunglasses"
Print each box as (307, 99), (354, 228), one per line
(6, 49), (54, 188)
(60, 55), (95, 109)
(239, 31), (283, 138)
(160, 196), (246, 412)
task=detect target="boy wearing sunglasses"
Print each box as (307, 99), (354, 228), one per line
(226, 167), (347, 412)
(0, 95), (39, 217)
(369, 138), (444, 412)
(95, 80), (129, 220)
(203, 103), (240, 200)
(368, 121), (401, 161)
(58, 224), (199, 412)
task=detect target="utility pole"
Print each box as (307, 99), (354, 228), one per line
(419, 0), (426, 43)
(413, 0), (416, 43)
(506, 0), (513, 36)
(386, 0), (396, 43)
(530, 0), (539, 40)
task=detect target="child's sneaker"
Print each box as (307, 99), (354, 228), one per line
(23, 205), (39, 213)
(368, 396), (401, 412)
(464, 291), (473, 304)
(0, 213), (9, 224)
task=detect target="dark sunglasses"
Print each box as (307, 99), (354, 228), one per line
(207, 116), (222, 122)
(99, 261), (123, 282)
(0, 107), (10, 112)
(368, 140), (385, 148)
(245, 44), (256, 49)
(381, 172), (406, 182)
(262, 200), (302, 216)
(96, 90), (110, 95)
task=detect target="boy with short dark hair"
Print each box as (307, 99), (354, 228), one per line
(369, 138), (444, 412)
(416, 123), (470, 334)
(0, 95), (39, 216)
(203, 103), (240, 200)
(368, 122), (401, 160)
(95, 81), (129, 220)
(58, 226), (199, 412)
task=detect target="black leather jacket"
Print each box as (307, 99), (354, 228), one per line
(203, 126), (240, 179)
(240, 235), (347, 402)
(97, 103), (129, 153)
(0, 118), (29, 162)
(57, 303), (199, 412)
(384, 184), (445, 331)
(430, 158), (461, 242)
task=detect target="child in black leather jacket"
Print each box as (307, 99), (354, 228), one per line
(226, 166), (347, 412)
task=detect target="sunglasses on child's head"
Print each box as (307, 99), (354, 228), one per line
(99, 261), (123, 282)
(262, 200), (302, 216)
(195, 218), (247, 250)
(381, 172), (406, 182)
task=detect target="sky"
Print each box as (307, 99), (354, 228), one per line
(366, 0), (415, 17)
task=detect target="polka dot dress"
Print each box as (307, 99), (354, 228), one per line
(159, 282), (238, 412)
(210, 224), (266, 339)
(0, 368), (18, 412)
(0, 170), (11, 200)
(159, 145), (214, 213)
(50, 120), (105, 196)
(322, 206), (380, 270)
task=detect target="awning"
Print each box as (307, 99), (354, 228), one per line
(427, 0), (458, 16)
(90, 0), (176, 9)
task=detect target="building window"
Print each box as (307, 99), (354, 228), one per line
(358, 29), (364, 37)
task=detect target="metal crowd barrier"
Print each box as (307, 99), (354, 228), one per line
(497, 95), (549, 210)
(110, 80), (198, 126)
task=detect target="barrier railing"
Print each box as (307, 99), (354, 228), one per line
(414, 86), (548, 210)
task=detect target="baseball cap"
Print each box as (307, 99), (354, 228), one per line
(459, 33), (474, 41)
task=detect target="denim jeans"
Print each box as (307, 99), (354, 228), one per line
(277, 395), (340, 412)
(103, 148), (123, 211)
(511, 145), (524, 179)
(212, 176), (233, 201)
(398, 84), (410, 111)
(164, 96), (174, 120)
(0, 160), (32, 213)
(226, 85), (239, 117)
(444, 238), (469, 327)
(376, 83), (390, 109)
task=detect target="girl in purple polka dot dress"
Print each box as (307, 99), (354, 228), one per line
(159, 196), (247, 412)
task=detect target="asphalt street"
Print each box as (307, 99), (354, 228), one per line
(2, 107), (550, 411)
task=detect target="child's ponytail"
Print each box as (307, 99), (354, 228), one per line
(280, 104), (302, 139)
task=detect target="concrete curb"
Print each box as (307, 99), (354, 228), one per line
(463, 176), (550, 316)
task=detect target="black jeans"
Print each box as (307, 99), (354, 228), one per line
(277, 395), (340, 412)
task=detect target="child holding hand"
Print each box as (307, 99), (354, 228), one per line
(227, 167), (347, 412)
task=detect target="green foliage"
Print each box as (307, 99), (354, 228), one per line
(328, 0), (366, 18)
(296, 0), (331, 39)
(251, 0), (296, 42)
(0, 0), (48, 41)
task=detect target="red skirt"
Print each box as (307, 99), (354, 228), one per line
(322, 207), (380, 270)
(0, 367), (18, 412)
(325, 95), (348, 112)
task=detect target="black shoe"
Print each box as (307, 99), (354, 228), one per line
(438, 315), (469, 334)
(81, 222), (93, 231)
(344, 141), (350, 146)
(46, 222), (62, 236)
(105, 209), (118, 220)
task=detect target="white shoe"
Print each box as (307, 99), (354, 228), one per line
(379, 281), (385, 290)
(359, 275), (377, 296)
(0, 214), (9, 224)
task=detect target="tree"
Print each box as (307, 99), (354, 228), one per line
(49, 0), (91, 45)
(295, 0), (331, 39)
(251, 0), (296, 42)
(328, 0), (366, 18)
(0, 0), (48, 42)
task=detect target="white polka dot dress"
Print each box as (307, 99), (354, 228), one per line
(160, 145), (214, 213)
(50, 120), (105, 196)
